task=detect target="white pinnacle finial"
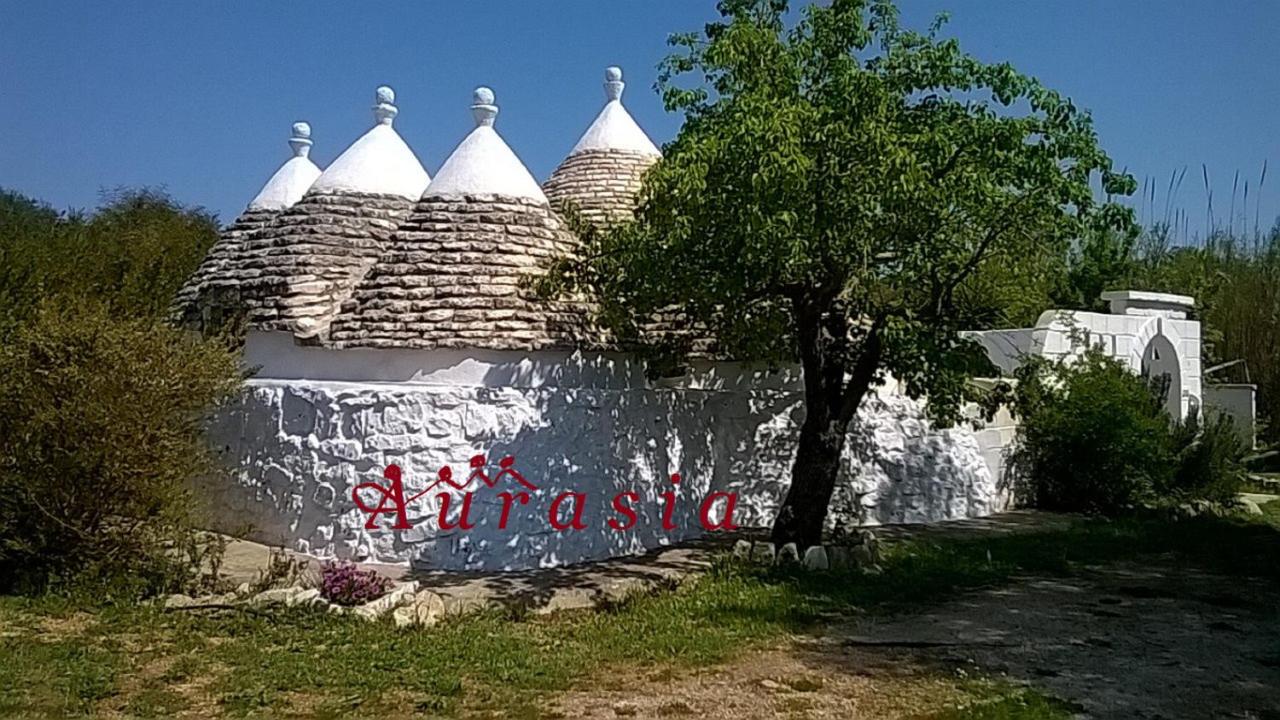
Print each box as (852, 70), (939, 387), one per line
(373, 85), (398, 126)
(471, 86), (498, 127)
(288, 121), (313, 158)
(568, 65), (660, 157)
(604, 66), (625, 102)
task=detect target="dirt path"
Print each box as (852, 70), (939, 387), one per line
(839, 558), (1280, 719)
(548, 646), (979, 719)
(550, 556), (1280, 719)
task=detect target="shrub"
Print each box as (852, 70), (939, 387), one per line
(319, 561), (392, 606)
(0, 301), (240, 596)
(1009, 346), (1252, 514)
(1009, 350), (1174, 514)
(1167, 410), (1247, 504)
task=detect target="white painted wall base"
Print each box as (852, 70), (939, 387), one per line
(203, 371), (1003, 571)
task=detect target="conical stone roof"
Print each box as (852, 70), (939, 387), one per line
(540, 68), (718, 356)
(329, 88), (595, 351)
(247, 122), (324, 210)
(543, 67), (661, 225)
(228, 87), (432, 338)
(171, 122), (321, 330)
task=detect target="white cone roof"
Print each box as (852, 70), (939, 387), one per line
(309, 86), (431, 200)
(425, 87), (547, 202)
(569, 67), (660, 157)
(247, 122), (322, 211)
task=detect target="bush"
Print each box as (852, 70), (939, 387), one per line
(1010, 348), (1249, 514)
(0, 187), (218, 329)
(1009, 350), (1174, 514)
(1167, 410), (1247, 504)
(319, 561), (392, 606)
(0, 301), (240, 596)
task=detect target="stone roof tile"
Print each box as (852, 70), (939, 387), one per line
(220, 190), (418, 337)
(543, 67), (660, 225)
(328, 194), (599, 351)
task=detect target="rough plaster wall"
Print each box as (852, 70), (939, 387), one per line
(204, 378), (1000, 570)
(1033, 312), (1202, 418)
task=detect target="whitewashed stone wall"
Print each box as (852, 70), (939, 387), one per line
(204, 289), (1211, 571)
(203, 340), (1000, 570)
(969, 292), (1203, 419)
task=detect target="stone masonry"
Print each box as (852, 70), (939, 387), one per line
(204, 374), (996, 570)
(226, 190), (417, 337)
(171, 206), (279, 330)
(543, 148), (657, 225)
(328, 193), (598, 351)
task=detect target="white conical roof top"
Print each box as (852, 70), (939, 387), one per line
(247, 122), (323, 211)
(569, 67), (660, 157)
(425, 87), (547, 202)
(309, 86), (431, 200)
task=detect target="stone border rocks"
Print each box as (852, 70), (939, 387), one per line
(162, 580), (444, 627)
(730, 529), (883, 573)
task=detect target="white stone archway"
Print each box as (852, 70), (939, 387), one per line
(967, 291), (1204, 421)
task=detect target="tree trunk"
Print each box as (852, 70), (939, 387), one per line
(771, 303), (881, 549)
(771, 381), (846, 548)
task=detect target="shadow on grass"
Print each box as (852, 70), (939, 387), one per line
(755, 513), (1280, 720)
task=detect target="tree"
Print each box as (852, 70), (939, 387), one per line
(0, 187), (219, 331)
(548, 0), (1136, 547)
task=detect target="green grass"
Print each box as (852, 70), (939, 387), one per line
(919, 684), (1080, 719)
(2, 512), (1277, 718)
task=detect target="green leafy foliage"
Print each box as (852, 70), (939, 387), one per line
(544, 0), (1135, 543)
(1010, 349), (1247, 514)
(1172, 230), (1280, 446)
(1009, 350), (1172, 514)
(1167, 410), (1247, 504)
(1050, 227), (1140, 313)
(1039, 220), (1280, 447)
(0, 188), (218, 328)
(0, 302), (241, 596)
(0, 187), (238, 596)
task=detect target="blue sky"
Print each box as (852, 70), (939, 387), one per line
(2, 1), (1277, 241)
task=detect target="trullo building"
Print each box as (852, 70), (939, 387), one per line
(227, 86), (430, 340)
(543, 67), (662, 225)
(193, 68), (1219, 572)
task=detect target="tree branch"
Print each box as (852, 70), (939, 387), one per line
(929, 192), (1040, 317)
(838, 317), (883, 422)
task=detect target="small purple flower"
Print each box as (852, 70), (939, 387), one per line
(319, 560), (392, 606)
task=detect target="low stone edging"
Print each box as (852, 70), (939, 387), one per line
(163, 581), (449, 627)
(161, 528), (888, 625)
(729, 528), (883, 572)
